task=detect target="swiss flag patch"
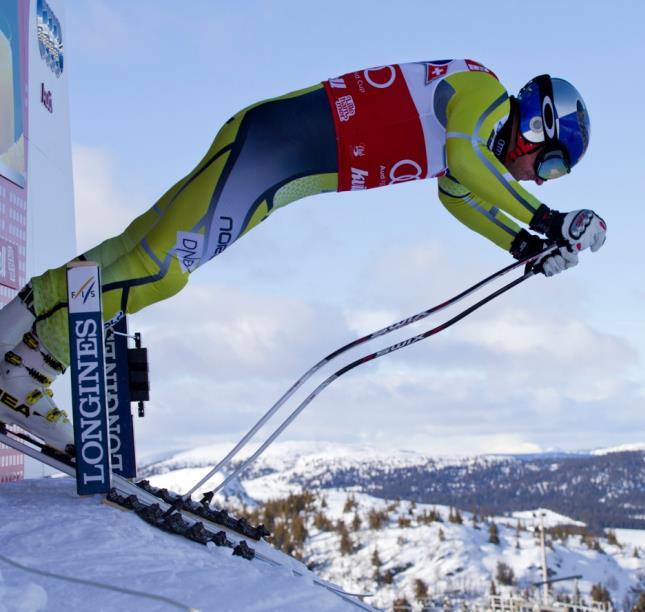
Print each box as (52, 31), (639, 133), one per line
(425, 63), (449, 83)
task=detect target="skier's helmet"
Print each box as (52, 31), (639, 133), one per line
(516, 75), (590, 180)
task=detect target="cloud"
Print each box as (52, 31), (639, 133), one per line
(128, 241), (644, 457)
(72, 145), (146, 252)
(70, 150), (643, 458)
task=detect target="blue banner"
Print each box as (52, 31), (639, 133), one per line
(104, 317), (137, 478)
(67, 262), (111, 495)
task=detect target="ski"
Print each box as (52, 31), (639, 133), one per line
(0, 424), (376, 610)
(0, 424), (261, 558)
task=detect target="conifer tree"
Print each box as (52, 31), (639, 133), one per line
(488, 521), (500, 545)
(371, 547), (382, 568)
(392, 596), (411, 611)
(414, 578), (429, 606)
(590, 583), (612, 606)
(352, 512), (362, 532)
(632, 591), (645, 612)
(339, 523), (354, 556)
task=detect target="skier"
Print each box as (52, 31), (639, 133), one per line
(0, 60), (606, 455)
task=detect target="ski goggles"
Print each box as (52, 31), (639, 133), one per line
(534, 147), (571, 180)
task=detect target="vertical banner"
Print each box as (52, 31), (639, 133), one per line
(104, 317), (137, 478)
(1, 0), (28, 295)
(67, 261), (111, 495)
(0, 0), (29, 483)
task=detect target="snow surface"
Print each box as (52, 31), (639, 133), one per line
(591, 443), (645, 456)
(0, 478), (364, 612)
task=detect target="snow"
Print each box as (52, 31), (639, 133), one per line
(510, 509), (585, 528)
(2, 442), (644, 611)
(591, 443), (645, 456)
(141, 443), (645, 611)
(0, 478), (365, 612)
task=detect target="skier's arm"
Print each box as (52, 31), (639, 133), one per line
(442, 71), (543, 226)
(437, 173), (522, 251)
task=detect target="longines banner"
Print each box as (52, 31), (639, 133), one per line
(0, 0), (28, 296)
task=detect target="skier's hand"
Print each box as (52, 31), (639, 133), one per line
(532, 245), (579, 277)
(560, 210), (607, 253)
(531, 205), (607, 253)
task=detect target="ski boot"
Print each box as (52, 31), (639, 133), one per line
(0, 284), (37, 356)
(0, 328), (74, 456)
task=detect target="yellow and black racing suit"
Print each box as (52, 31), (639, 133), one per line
(31, 59), (544, 364)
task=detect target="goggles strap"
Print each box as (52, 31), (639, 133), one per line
(507, 132), (541, 163)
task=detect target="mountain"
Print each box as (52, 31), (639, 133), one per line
(141, 441), (645, 530)
(140, 441), (645, 610)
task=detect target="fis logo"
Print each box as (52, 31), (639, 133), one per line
(70, 277), (97, 303)
(352, 144), (366, 158)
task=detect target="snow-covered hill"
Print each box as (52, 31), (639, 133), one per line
(142, 440), (645, 530)
(0, 478), (367, 612)
(142, 441), (645, 610)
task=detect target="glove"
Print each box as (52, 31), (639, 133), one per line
(534, 245), (579, 277)
(510, 229), (578, 277)
(530, 205), (607, 253)
(560, 210), (607, 253)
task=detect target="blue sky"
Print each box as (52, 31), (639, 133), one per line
(60, 1), (644, 457)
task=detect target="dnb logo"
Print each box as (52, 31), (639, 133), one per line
(37, 0), (64, 77)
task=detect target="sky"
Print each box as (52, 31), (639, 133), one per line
(52, 0), (645, 459)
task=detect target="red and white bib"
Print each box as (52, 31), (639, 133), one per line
(323, 60), (497, 192)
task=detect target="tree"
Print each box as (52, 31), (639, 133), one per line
(590, 583), (612, 606)
(371, 547), (383, 585)
(291, 513), (308, 545)
(392, 596), (412, 611)
(351, 512), (362, 532)
(368, 509), (388, 530)
(448, 507), (463, 524)
(371, 547), (382, 568)
(438, 527), (445, 542)
(606, 529), (620, 547)
(343, 494), (357, 513)
(313, 511), (333, 531)
(632, 591), (645, 612)
(398, 516), (412, 528)
(488, 521), (500, 545)
(496, 561), (515, 586)
(414, 578), (429, 606)
(339, 523), (354, 556)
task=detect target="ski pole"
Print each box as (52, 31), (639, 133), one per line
(176, 248), (552, 507)
(203, 268), (536, 499)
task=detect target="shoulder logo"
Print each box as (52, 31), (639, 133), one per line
(424, 60), (452, 84)
(465, 59), (497, 79)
